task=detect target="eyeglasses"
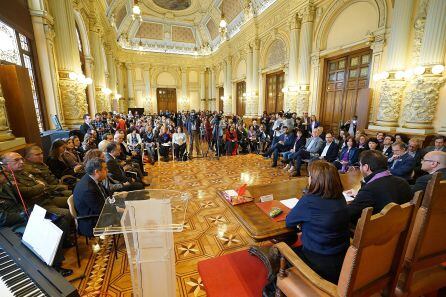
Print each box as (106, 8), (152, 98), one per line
(421, 158), (439, 164)
(8, 157), (24, 163)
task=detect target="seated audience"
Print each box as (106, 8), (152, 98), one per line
(84, 149), (133, 193)
(290, 129), (324, 177)
(237, 125), (249, 154)
(73, 158), (108, 237)
(127, 128), (143, 153)
(345, 150), (412, 224)
(158, 126), (172, 161)
(367, 137), (379, 151)
(62, 137), (83, 173)
(376, 132), (385, 148)
(266, 127), (296, 167)
(395, 133), (409, 144)
(1, 152), (71, 218)
(115, 132), (145, 176)
(334, 136), (359, 172)
(411, 151), (446, 194)
(308, 115), (320, 133)
(105, 142), (145, 191)
(357, 134), (369, 151)
(282, 129), (305, 172)
(47, 139), (80, 179)
(423, 135), (446, 153)
(247, 125), (258, 153)
(24, 146), (71, 197)
(286, 160), (349, 284)
(98, 133), (114, 152)
(0, 166), (73, 276)
(79, 114), (94, 137)
(407, 138), (422, 177)
(172, 126), (187, 160)
(388, 142), (415, 180)
(318, 132), (339, 163)
(82, 132), (97, 151)
(257, 124), (269, 153)
(142, 125), (157, 164)
(71, 135), (85, 161)
(381, 135), (394, 159)
(225, 126), (238, 156)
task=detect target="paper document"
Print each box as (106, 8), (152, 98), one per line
(224, 189), (238, 197)
(22, 205), (63, 266)
(280, 198), (299, 209)
(343, 192), (355, 202)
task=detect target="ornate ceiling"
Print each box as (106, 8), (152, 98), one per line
(105, 0), (277, 55)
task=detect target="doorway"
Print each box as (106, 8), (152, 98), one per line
(320, 49), (372, 134)
(236, 81), (246, 116)
(156, 88), (177, 113)
(265, 71), (284, 114)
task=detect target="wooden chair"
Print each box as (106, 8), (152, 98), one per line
(274, 193), (421, 297)
(395, 173), (446, 297)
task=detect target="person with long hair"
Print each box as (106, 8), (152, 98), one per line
(285, 160), (350, 284)
(62, 137), (83, 173)
(334, 136), (359, 172)
(82, 132), (97, 152)
(47, 139), (77, 178)
(71, 135), (85, 161)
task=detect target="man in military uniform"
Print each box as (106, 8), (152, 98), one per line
(24, 146), (72, 197)
(1, 152), (71, 218)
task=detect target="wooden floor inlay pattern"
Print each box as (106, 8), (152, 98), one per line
(68, 154), (296, 296)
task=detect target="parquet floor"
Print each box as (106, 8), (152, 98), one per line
(65, 154), (296, 296)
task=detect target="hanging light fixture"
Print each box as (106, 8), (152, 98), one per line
(219, 2), (227, 38)
(132, 0), (141, 15)
(138, 38), (144, 51)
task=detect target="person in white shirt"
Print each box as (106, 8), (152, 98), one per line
(172, 126), (187, 161)
(98, 133), (113, 152)
(126, 128), (142, 153)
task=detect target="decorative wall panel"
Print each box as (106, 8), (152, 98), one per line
(114, 5), (127, 29)
(172, 26), (195, 43)
(220, 0), (243, 23)
(136, 22), (164, 40)
(206, 19), (218, 40)
(266, 39), (286, 68)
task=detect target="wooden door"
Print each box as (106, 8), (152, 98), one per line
(157, 88), (177, 113)
(218, 87), (224, 112)
(320, 49), (371, 135)
(265, 71), (284, 114)
(236, 81), (246, 116)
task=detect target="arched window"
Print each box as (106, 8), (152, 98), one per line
(0, 19), (44, 131)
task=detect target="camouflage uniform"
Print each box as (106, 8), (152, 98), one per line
(24, 161), (72, 197)
(10, 170), (71, 218)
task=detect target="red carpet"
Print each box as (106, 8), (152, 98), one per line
(198, 250), (268, 297)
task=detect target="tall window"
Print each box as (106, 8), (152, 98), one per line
(0, 19), (44, 131)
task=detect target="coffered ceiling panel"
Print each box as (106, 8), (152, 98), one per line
(172, 26), (195, 43)
(109, 0), (278, 55)
(135, 22), (164, 40)
(206, 18), (218, 40)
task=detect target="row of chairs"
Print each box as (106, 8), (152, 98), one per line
(274, 172), (446, 297)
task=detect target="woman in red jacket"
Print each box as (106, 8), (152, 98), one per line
(225, 126), (238, 156)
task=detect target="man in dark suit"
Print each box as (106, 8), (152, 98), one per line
(79, 114), (95, 138)
(270, 127), (296, 167)
(381, 135), (394, 160)
(73, 158), (108, 237)
(105, 142), (144, 191)
(408, 138), (423, 177)
(318, 132), (339, 162)
(411, 151), (446, 194)
(345, 150), (412, 225)
(388, 142), (415, 180)
(423, 135), (446, 153)
(290, 129), (325, 177)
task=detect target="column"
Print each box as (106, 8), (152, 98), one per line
(399, 0), (446, 133)
(200, 69), (206, 110)
(181, 68), (188, 110)
(245, 46), (253, 115)
(296, 2), (315, 115)
(251, 40), (260, 116)
(90, 24), (108, 112)
(116, 62), (125, 113)
(126, 63), (135, 108)
(106, 50), (117, 112)
(224, 57), (233, 115)
(48, 0), (88, 127)
(210, 67), (216, 111)
(28, 0), (58, 129)
(143, 66), (151, 113)
(287, 14), (301, 113)
(207, 68), (212, 111)
(374, 0), (414, 129)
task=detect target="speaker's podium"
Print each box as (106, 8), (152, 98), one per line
(93, 189), (190, 297)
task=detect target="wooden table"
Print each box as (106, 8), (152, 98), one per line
(218, 170), (362, 242)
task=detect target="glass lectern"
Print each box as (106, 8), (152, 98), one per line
(94, 189), (190, 297)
